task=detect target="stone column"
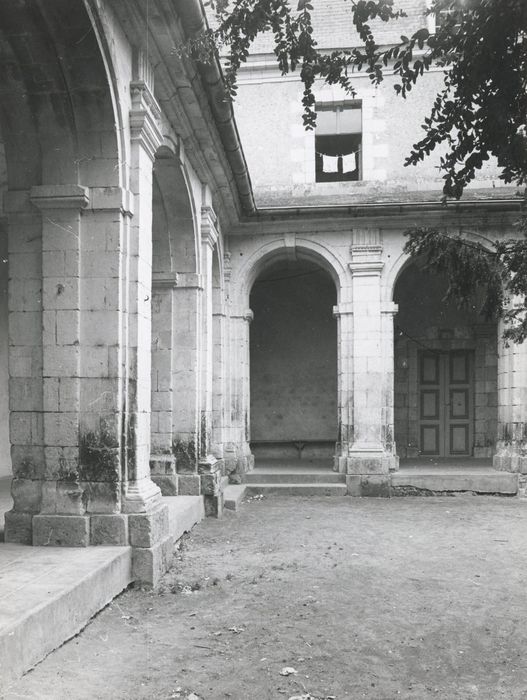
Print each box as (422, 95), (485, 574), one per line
(381, 302), (399, 470)
(30, 185), (87, 546)
(198, 203), (224, 516)
(171, 273), (202, 493)
(493, 317), (527, 475)
(333, 302), (353, 471)
(150, 277), (177, 494)
(4, 191), (45, 543)
(345, 232), (398, 496)
(211, 298), (227, 460)
(224, 306), (254, 481)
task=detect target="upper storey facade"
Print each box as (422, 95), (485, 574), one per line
(230, 0), (519, 208)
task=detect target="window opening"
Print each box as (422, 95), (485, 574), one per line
(315, 102), (362, 182)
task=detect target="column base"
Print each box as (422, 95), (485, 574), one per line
(4, 510), (33, 544)
(150, 454), (177, 496)
(132, 534), (175, 587)
(199, 456), (225, 518)
(224, 443), (254, 483)
(123, 477), (162, 514)
(346, 475), (391, 497)
(493, 441), (527, 474)
(33, 514), (90, 546)
(335, 449), (399, 475)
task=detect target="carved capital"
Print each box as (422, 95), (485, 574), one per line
(130, 80), (163, 160)
(201, 205), (219, 249)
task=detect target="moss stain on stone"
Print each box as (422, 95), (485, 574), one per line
(79, 425), (120, 482)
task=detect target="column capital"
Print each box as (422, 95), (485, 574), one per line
(201, 205), (219, 249)
(30, 185), (90, 211)
(349, 235), (384, 277)
(130, 80), (163, 160)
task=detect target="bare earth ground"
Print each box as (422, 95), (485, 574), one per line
(4, 495), (527, 700)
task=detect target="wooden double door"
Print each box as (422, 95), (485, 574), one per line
(419, 350), (474, 457)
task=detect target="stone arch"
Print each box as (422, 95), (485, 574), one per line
(150, 149), (202, 491)
(0, 0), (121, 190)
(385, 228), (497, 304)
(246, 242), (340, 465)
(234, 236), (348, 310)
(392, 249), (498, 461)
(152, 148), (199, 275)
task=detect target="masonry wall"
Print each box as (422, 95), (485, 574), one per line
(233, 68), (507, 209)
(249, 260), (338, 443)
(0, 219), (9, 477)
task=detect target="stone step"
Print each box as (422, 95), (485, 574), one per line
(246, 470), (345, 484)
(224, 484), (247, 511)
(391, 471), (518, 495)
(245, 483), (348, 496)
(0, 544), (132, 692)
(162, 495), (205, 542)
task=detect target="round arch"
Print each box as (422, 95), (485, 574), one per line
(384, 228), (497, 304)
(234, 236), (348, 309)
(152, 147), (199, 275)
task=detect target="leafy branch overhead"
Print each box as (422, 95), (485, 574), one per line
(191, 0), (527, 343)
(403, 226), (527, 345)
(199, 0), (527, 200)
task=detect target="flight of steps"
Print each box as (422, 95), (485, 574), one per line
(224, 466), (347, 509)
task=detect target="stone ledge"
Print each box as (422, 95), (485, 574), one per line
(0, 544), (132, 692)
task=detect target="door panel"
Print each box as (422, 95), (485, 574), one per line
(418, 351), (473, 457)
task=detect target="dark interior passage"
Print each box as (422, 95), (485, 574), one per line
(250, 259), (337, 446)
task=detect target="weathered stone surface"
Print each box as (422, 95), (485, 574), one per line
(4, 511), (33, 544)
(90, 514), (128, 546)
(55, 481), (86, 515)
(360, 475), (391, 498)
(32, 514), (89, 546)
(132, 535), (174, 586)
(151, 474), (178, 496)
(178, 475), (201, 496)
(82, 481), (121, 514)
(345, 475), (361, 496)
(11, 478), (42, 513)
(200, 471), (222, 496)
(128, 504), (169, 548)
(204, 493), (224, 518)
(346, 455), (390, 475)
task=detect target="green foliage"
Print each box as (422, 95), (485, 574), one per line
(404, 227), (527, 344)
(197, 0), (527, 197)
(190, 0), (527, 343)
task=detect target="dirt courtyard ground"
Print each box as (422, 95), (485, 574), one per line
(4, 495), (527, 700)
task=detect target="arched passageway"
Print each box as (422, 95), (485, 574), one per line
(393, 262), (498, 460)
(150, 148), (201, 493)
(249, 259), (337, 465)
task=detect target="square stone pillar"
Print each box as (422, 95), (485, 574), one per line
(224, 305), (254, 481)
(150, 277), (178, 494)
(493, 316), (527, 475)
(4, 191), (45, 543)
(341, 233), (398, 494)
(171, 275), (202, 492)
(198, 202), (224, 516)
(211, 300), (227, 460)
